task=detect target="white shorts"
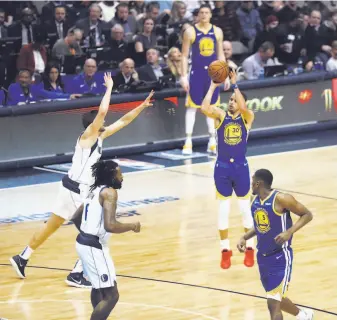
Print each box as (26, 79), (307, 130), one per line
(76, 242), (117, 289)
(52, 182), (83, 221)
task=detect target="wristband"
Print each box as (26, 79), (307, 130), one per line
(231, 84), (238, 90)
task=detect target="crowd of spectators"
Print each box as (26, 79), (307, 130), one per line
(1, 1), (337, 106)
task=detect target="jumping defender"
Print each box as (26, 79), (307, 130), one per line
(200, 71), (255, 269)
(74, 160), (140, 320)
(10, 74), (153, 287)
(237, 169), (313, 320)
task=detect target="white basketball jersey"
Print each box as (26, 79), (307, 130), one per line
(80, 186), (111, 245)
(68, 135), (103, 187)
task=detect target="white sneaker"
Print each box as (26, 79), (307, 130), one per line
(296, 308), (314, 320)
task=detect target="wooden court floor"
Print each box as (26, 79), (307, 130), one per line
(1, 146), (337, 319)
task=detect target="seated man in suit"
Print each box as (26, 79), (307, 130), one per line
(7, 69), (38, 106)
(66, 58), (105, 95)
(113, 58), (139, 89)
(137, 48), (168, 82)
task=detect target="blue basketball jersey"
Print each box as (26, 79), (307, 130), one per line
(251, 190), (293, 255)
(216, 112), (249, 163)
(191, 25), (217, 69)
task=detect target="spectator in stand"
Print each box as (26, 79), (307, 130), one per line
(242, 41), (277, 80)
(41, 1), (76, 25)
(236, 1), (263, 51)
(276, 11), (304, 64)
(98, 1), (118, 22)
(0, 9), (8, 38)
(44, 6), (71, 42)
(76, 3), (108, 47)
(138, 48), (166, 81)
(303, 1), (331, 22)
(258, 1), (278, 24)
(321, 11), (337, 45)
(8, 7), (38, 46)
(7, 69), (37, 105)
(166, 46), (182, 82)
(38, 64), (82, 99)
(211, 1), (242, 42)
(137, 1), (162, 29)
(110, 3), (138, 43)
(167, 1), (189, 27)
(326, 40), (337, 71)
(52, 28), (83, 60)
(253, 15), (279, 53)
(67, 58), (105, 95)
(73, 1), (93, 20)
(135, 18), (157, 53)
(168, 22), (192, 50)
(103, 24), (129, 65)
(303, 10), (332, 71)
(277, 1), (301, 24)
(223, 41), (238, 70)
(17, 31), (47, 76)
(129, 1), (146, 18)
(113, 58), (138, 88)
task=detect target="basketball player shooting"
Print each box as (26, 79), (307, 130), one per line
(237, 169), (313, 320)
(10, 73), (153, 287)
(180, 4), (230, 155)
(200, 70), (255, 269)
(74, 160), (140, 320)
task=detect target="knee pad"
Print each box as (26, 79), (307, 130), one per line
(218, 199), (231, 230)
(238, 199), (253, 228)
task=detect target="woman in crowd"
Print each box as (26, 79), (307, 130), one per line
(135, 17), (157, 53)
(166, 47), (182, 83)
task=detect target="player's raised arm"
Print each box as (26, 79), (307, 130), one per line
(101, 188), (140, 234)
(229, 70), (254, 126)
(100, 90), (154, 140)
(81, 72), (114, 142)
(200, 81), (225, 122)
(180, 26), (193, 92)
(215, 26), (226, 63)
(274, 193), (313, 245)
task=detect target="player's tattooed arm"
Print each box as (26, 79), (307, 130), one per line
(237, 228), (256, 252)
(200, 82), (225, 122)
(274, 193), (313, 245)
(71, 204), (84, 231)
(102, 188), (140, 233)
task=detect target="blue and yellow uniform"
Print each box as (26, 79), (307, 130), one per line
(187, 25), (220, 108)
(214, 112), (250, 199)
(251, 190), (293, 300)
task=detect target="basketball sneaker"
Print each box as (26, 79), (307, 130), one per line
(220, 249), (232, 269)
(182, 142), (192, 155)
(244, 247), (255, 267)
(296, 308), (314, 320)
(65, 272), (92, 288)
(9, 255), (28, 279)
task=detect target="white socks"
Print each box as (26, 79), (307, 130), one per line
(20, 246), (34, 260)
(71, 259), (83, 274)
(220, 239), (230, 250)
(185, 107), (196, 136)
(238, 199), (255, 248)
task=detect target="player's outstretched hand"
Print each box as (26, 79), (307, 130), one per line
(142, 90), (154, 108)
(274, 230), (292, 245)
(229, 70), (237, 85)
(133, 222), (141, 233)
(104, 72), (114, 89)
(237, 237), (246, 253)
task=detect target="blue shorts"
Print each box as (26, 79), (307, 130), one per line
(214, 159), (250, 199)
(257, 247), (293, 301)
(186, 67), (220, 108)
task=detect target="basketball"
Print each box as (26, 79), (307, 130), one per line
(208, 60), (230, 83)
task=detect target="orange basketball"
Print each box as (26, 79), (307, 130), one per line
(208, 60), (230, 83)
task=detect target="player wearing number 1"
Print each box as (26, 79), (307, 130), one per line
(200, 71), (255, 269)
(9, 73), (154, 287)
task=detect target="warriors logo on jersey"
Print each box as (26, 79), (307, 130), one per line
(224, 122), (243, 146)
(199, 37), (215, 57)
(253, 208), (271, 234)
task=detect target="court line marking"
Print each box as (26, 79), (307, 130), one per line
(0, 264), (336, 316)
(0, 299), (220, 320)
(2, 144), (336, 191)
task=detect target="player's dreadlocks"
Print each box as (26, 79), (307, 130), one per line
(90, 160), (119, 192)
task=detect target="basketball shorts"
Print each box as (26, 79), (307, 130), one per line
(186, 67), (220, 108)
(257, 247), (293, 301)
(52, 182), (83, 221)
(214, 159), (250, 199)
(76, 242), (117, 289)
